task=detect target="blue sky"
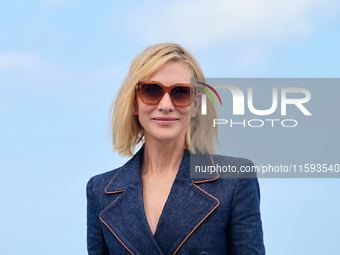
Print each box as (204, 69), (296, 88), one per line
(1, 0), (340, 254)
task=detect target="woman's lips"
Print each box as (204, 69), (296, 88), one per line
(152, 117), (179, 126)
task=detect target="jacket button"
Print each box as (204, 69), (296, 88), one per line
(200, 252), (209, 255)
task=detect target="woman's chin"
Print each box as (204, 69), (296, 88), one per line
(145, 130), (186, 144)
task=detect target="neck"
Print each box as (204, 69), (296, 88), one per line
(141, 138), (186, 176)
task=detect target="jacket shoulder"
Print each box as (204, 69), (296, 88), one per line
(211, 153), (254, 167)
(86, 167), (122, 192)
(213, 154), (257, 178)
(191, 153), (257, 179)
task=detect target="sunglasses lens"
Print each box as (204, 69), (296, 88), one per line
(139, 82), (195, 107)
(140, 83), (163, 104)
(171, 86), (193, 107)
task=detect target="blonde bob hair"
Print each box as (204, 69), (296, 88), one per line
(110, 43), (217, 157)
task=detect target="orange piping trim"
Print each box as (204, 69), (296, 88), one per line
(173, 183), (220, 255)
(102, 154), (220, 254)
(173, 154), (220, 254)
(99, 194), (134, 255)
(192, 154), (220, 184)
(105, 189), (125, 194)
(104, 170), (126, 194)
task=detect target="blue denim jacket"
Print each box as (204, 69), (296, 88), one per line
(87, 148), (265, 255)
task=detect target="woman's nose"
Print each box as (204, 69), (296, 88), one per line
(157, 92), (175, 111)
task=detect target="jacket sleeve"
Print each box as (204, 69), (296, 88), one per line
(86, 177), (110, 255)
(226, 175), (265, 255)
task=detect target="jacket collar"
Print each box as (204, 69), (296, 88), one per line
(100, 147), (220, 255)
(104, 146), (144, 194)
(105, 147), (219, 194)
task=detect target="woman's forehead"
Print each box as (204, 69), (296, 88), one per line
(147, 62), (192, 85)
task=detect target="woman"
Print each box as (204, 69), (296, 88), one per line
(87, 43), (265, 255)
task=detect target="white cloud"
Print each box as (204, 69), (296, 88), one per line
(0, 63), (122, 116)
(122, 0), (339, 69)
(0, 52), (123, 108)
(126, 0), (339, 47)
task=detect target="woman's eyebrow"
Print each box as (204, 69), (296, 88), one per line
(147, 80), (162, 84)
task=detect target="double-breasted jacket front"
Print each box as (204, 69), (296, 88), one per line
(87, 148), (265, 255)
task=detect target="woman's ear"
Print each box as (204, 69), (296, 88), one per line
(192, 93), (202, 114)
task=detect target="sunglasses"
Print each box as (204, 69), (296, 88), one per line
(136, 80), (197, 107)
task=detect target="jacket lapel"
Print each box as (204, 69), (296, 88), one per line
(154, 152), (220, 255)
(99, 149), (164, 255)
(99, 148), (219, 255)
